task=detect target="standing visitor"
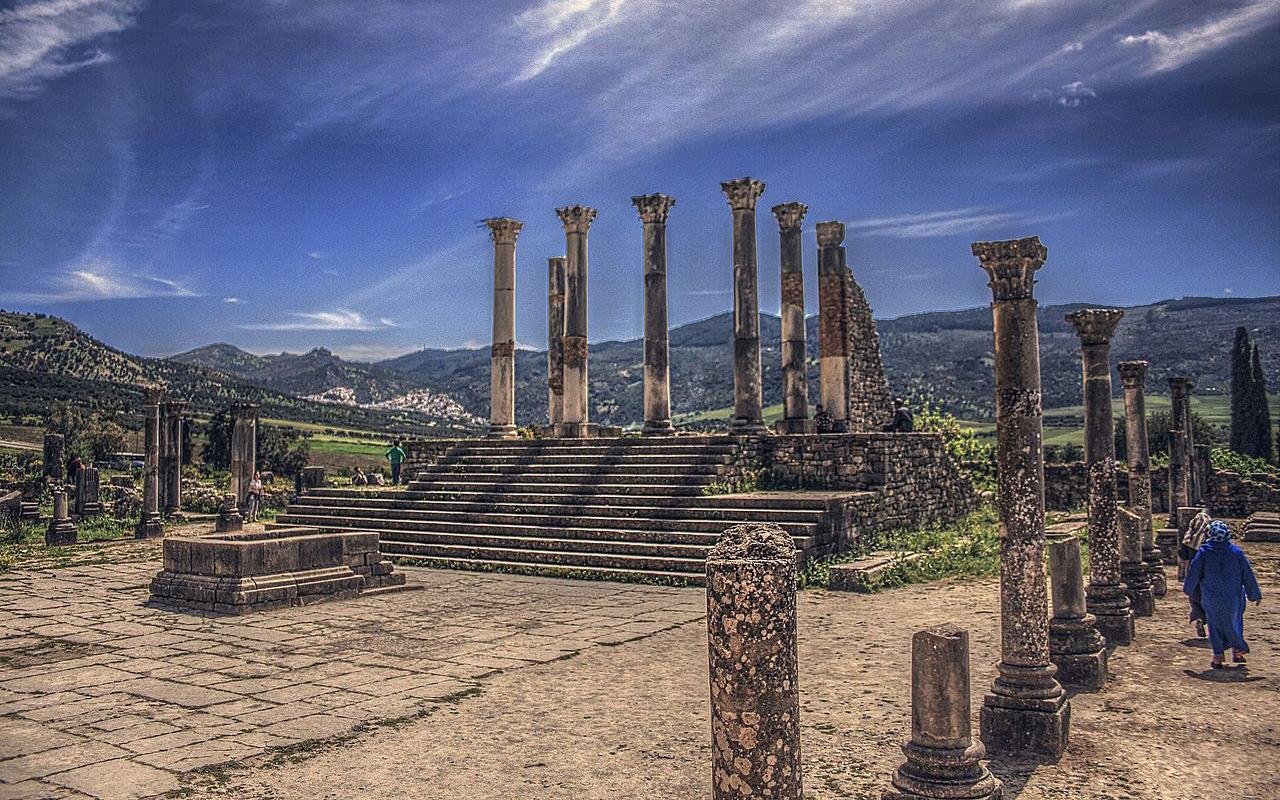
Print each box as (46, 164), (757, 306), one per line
(1183, 520), (1263, 669)
(246, 471), (264, 522)
(1180, 508), (1212, 635)
(386, 440), (406, 485)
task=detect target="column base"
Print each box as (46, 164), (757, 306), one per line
(487, 424), (517, 439)
(883, 742), (1002, 800)
(1121, 564), (1155, 617)
(1143, 546), (1167, 596)
(1155, 529), (1180, 565)
(773, 419), (816, 435)
(642, 420), (676, 436)
(134, 515), (165, 540)
(1087, 589), (1135, 646)
(728, 418), (769, 435)
(45, 520), (78, 547)
(1049, 615), (1108, 691)
(215, 510), (243, 533)
(979, 662), (1069, 757)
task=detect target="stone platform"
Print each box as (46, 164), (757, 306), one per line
(1243, 511), (1280, 542)
(149, 527), (408, 614)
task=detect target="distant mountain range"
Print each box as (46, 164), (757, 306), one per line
(2, 295), (1275, 434)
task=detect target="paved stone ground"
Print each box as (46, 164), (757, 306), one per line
(0, 557), (703, 799)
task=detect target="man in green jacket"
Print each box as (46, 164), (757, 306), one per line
(385, 440), (406, 485)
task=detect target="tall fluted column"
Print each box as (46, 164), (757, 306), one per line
(633, 193), (676, 436)
(1067, 308), (1134, 646)
(1119, 360), (1166, 597)
(1167, 377), (1193, 524)
(971, 237), (1069, 757)
(772, 202), (813, 434)
(721, 178), (767, 435)
(816, 221), (849, 427)
(557, 205), (598, 438)
(547, 256), (567, 429)
(161, 399), (185, 516)
(485, 217), (523, 438)
(229, 403), (257, 511)
(1182, 379), (1200, 505)
(134, 389), (165, 539)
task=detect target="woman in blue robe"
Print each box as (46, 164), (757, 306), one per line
(1183, 520), (1263, 668)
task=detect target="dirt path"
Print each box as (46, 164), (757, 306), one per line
(183, 544), (1280, 800)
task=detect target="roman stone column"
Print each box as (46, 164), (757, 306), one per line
(43, 433), (65, 482)
(134, 389), (164, 539)
(1167, 377), (1193, 525)
(1118, 506), (1154, 616)
(1047, 534), (1107, 690)
(46, 487), (78, 546)
(706, 523), (802, 799)
(1118, 360), (1166, 597)
(633, 193), (677, 436)
(816, 221), (849, 427)
(547, 256), (567, 429)
(721, 177), (768, 435)
(971, 237), (1069, 757)
(772, 202), (814, 435)
(1182, 379), (1201, 505)
(485, 217), (523, 438)
(1066, 308), (1134, 646)
(883, 626), (1001, 800)
(160, 399), (186, 516)
(229, 403), (258, 511)
(556, 205), (598, 438)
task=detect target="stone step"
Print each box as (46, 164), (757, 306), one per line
(302, 487), (866, 510)
(414, 463), (727, 477)
(276, 508), (820, 539)
(287, 496), (831, 524)
(395, 556), (707, 587)
(408, 471), (720, 487)
(380, 538), (709, 574)
(442, 452), (736, 466)
(402, 481), (709, 497)
(441, 435), (742, 448)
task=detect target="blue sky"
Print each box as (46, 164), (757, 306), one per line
(1, 0), (1277, 361)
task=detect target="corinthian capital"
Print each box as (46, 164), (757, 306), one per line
(1066, 308), (1124, 345)
(1168, 376), (1194, 395)
(814, 220), (844, 248)
(631, 193), (676, 224)
(555, 205), (598, 234)
(720, 177), (765, 211)
(484, 217), (523, 245)
(771, 202), (807, 232)
(1117, 360), (1148, 387)
(971, 236), (1047, 302)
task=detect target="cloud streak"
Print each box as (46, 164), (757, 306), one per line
(0, 0), (140, 103)
(0, 258), (199, 302)
(239, 309), (397, 331)
(845, 207), (1049, 238)
(1119, 1), (1280, 74)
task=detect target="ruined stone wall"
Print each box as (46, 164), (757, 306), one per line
(1045, 462), (1280, 518)
(845, 271), (893, 431)
(403, 439), (465, 474)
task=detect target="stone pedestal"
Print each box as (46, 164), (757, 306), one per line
(74, 466), (102, 518)
(547, 257), (566, 428)
(721, 178), (768, 435)
(134, 390), (165, 540)
(883, 626), (1001, 800)
(634, 194), (676, 436)
(1067, 308), (1133, 647)
(1046, 534), (1106, 691)
(229, 403), (258, 512)
(1118, 506), (1155, 617)
(215, 493), (243, 533)
(773, 202), (810, 432)
(556, 205), (598, 438)
(971, 237), (1069, 758)
(816, 221), (850, 429)
(43, 433), (65, 482)
(1117, 360), (1165, 597)
(485, 217), (523, 438)
(46, 488), (78, 546)
(706, 523), (802, 799)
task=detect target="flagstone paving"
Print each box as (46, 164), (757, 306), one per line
(0, 560), (705, 799)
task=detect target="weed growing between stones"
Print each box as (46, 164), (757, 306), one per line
(701, 469), (761, 496)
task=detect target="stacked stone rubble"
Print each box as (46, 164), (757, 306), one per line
(844, 249), (893, 431)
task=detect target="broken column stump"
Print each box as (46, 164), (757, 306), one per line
(706, 522), (802, 800)
(1047, 534), (1107, 691)
(883, 626), (1001, 800)
(1118, 506), (1155, 617)
(45, 487), (78, 546)
(214, 493), (243, 533)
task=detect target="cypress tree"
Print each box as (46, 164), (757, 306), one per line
(1251, 344), (1274, 463)
(1230, 326), (1252, 453)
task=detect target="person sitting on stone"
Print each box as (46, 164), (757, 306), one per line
(814, 404), (834, 434)
(882, 398), (914, 433)
(351, 466), (368, 486)
(1183, 520), (1262, 669)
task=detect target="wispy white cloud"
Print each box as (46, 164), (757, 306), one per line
(239, 309), (396, 331)
(846, 207), (1049, 238)
(1118, 1), (1280, 74)
(307, 251), (324, 259)
(0, 0), (140, 102)
(1032, 80), (1097, 107)
(223, 296), (242, 304)
(0, 257), (199, 302)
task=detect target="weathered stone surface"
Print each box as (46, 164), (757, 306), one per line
(1166, 377), (1193, 525)
(634, 194), (676, 435)
(229, 402), (258, 511)
(1118, 505), (1154, 617)
(485, 217), (523, 438)
(215, 493), (243, 533)
(884, 626), (1001, 800)
(43, 432), (65, 481)
(557, 205), (597, 437)
(1046, 534), (1106, 691)
(816, 221), (849, 426)
(721, 178), (767, 435)
(1118, 359), (1165, 598)
(74, 465), (102, 518)
(773, 201), (810, 430)
(547, 257), (566, 426)
(706, 522), (801, 799)
(971, 236), (1069, 758)
(134, 389), (164, 540)
(159, 399), (185, 515)
(45, 487), (78, 546)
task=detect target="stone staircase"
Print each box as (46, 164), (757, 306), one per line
(274, 436), (866, 585)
